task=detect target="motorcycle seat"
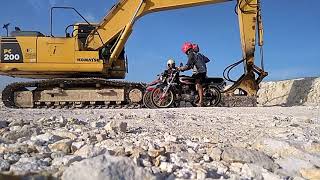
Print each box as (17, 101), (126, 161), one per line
(180, 75), (225, 84)
(179, 75), (195, 84)
(204, 77), (225, 84)
(179, 75), (194, 79)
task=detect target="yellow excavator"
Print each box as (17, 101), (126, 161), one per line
(0, 0), (267, 108)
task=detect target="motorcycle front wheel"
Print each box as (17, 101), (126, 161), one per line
(151, 87), (175, 108)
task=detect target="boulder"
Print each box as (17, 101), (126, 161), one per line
(0, 121), (9, 128)
(9, 157), (50, 175)
(48, 139), (73, 154)
(253, 138), (320, 167)
(275, 157), (314, 177)
(50, 130), (77, 140)
(74, 145), (107, 158)
(90, 121), (106, 128)
(8, 119), (26, 127)
(52, 155), (83, 167)
(2, 125), (39, 141)
(300, 168), (320, 180)
(61, 155), (156, 180)
(71, 141), (85, 153)
(164, 133), (177, 143)
(159, 162), (177, 173)
(104, 121), (127, 133)
(304, 141), (320, 155)
(239, 164), (282, 180)
(1, 144), (38, 154)
(31, 133), (64, 143)
(208, 147), (222, 161)
(0, 159), (10, 171)
(222, 147), (278, 171)
(3, 153), (20, 164)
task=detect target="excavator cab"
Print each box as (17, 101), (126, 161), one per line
(72, 23), (96, 46)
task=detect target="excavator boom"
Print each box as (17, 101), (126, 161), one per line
(222, 0), (268, 100)
(86, 0), (233, 66)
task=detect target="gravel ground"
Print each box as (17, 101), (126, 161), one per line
(0, 103), (320, 179)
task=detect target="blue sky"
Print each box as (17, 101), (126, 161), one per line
(0, 0), (319, 88)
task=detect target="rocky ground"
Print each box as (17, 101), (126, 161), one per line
(0, 97), (320, 180)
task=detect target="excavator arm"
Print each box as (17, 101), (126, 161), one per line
(86, 0), (267, 99)
(223, 0), (268, 98)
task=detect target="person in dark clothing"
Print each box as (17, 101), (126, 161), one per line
(162, 59), (177, 83)
(177, 42), (210, 107)
(191, 43), (210, 76)
(164, 59), (176, 75)
(147, 59), (176, 87)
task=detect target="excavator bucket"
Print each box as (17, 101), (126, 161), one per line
(221, 72), (258, 107)
(221, 67), (268, 107)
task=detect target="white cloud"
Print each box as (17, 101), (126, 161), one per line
(27, 0), (44, 10)
(27, 0), (67, 10)
(83, 13), (97, 22)
(49, 0), (57, 7)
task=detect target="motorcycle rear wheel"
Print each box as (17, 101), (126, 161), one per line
(143, 91), (156, 109)
(191, 86), (222, 107)
(151, 87), (175, 108)
(205, 86), (222, 106)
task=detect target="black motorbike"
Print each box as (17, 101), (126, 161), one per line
(151, 70), (225, 108)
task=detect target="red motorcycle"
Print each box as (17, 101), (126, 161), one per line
(151, 70), (225, 108)
(143, 71), (180, 108)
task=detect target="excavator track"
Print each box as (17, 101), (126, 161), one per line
(2, 78), (146, 109)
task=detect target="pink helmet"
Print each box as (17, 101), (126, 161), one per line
(181, 42), (193, 54)
(192, 44), (199, 53)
